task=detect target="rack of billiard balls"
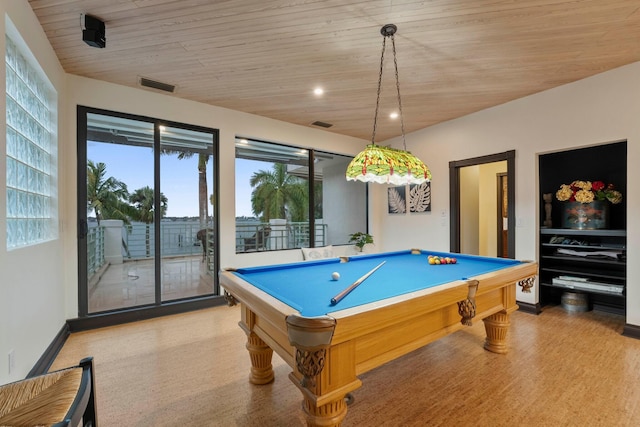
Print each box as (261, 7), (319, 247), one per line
(427, 255), (457, 265)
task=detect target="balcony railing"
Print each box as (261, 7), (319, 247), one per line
(87, 226), (105, 277)
(236, 221), (327, 253)
(87, 222), (208, 279)
(122, 222), (208, 259)
(87, 221), (329, 282)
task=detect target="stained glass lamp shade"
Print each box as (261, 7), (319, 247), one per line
(346, 144), (431, 185)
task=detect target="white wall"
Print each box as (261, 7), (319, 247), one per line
(375, 61), (640, 320)
(1, 0), (68, 383)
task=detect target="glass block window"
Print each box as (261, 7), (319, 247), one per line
(5, 34), (57, 249)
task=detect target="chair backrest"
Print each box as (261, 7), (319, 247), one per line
(256, 226), (271, 246)
(0, 357), (97, 427)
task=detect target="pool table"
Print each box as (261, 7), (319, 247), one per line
(220, 249), (537, 426)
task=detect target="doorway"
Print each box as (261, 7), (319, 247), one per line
(77, 107), (220, 322)
(449, 151), (515, 258)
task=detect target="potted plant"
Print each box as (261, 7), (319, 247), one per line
(349, 232), (374, 252)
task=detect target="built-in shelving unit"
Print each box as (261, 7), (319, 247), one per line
(538, 142), (627, 316)
(539, 228), (626, 314)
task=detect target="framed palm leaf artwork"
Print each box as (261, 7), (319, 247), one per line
(387, 186), (406, 214)
(409, 182), (431, 213)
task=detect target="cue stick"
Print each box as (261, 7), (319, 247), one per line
(330, 261), (386, 305)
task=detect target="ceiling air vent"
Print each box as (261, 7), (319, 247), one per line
(139, 76), (176, 93)
(311, 121), (333, 128)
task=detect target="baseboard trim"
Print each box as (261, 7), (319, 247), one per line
(67, 295), (226, 332)
(28, 323), (70, 377)
(516, 301), (541, 315)
(622, 323), (640, 340)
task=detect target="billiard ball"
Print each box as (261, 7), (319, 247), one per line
(331, 272), (340, 280)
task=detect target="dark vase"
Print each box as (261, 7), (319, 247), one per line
(562, 200), (609, 229)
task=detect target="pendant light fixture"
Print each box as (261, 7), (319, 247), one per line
(346, 24), (431, 185)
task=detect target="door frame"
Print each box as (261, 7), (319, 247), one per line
(449, 150), (516, 258)
(497, 172), (508, 258)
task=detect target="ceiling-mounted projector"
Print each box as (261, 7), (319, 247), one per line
(81, 14), (105, 48)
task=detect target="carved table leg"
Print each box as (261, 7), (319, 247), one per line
(482, 311), (511, 354)
(246, 331), (274, 384)
(286, 314), (355, 426)
(302, 395), (348, 427)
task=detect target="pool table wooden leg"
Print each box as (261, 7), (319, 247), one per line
(482, 310), (511, 354)
(286, 315), (360, 426)
(301, 394), (348, 427)
(246, 331), (275, 384)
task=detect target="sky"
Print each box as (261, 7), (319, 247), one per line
(87, 141), (272, 218)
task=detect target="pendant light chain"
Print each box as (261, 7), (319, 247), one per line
(370, 35), (387, 145)
(390, 34), (407, 152)
(370, 30), (407, 152)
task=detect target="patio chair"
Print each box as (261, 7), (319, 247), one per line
(243, 226), (271, 251)
(0, 357), (97, 427)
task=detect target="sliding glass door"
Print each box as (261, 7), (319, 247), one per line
(159, 125), (216, 303)
(78, 107), (218, 316)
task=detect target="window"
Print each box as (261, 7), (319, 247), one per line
(235, 138), (367, 253)
(5, 32), (57, 249)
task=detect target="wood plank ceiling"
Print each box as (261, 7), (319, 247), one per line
(28, 0), (640, 142)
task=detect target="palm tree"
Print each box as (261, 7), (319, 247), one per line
(129, 186), (168, 258)
(313, 180), (323, 219)
(86, 160), (130, 225)
(195, 153), (210, 227)
(250, 163), (307, 222)
(181, 152), (210, 228)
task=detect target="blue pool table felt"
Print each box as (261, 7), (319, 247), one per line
(232, 250), (521, 317)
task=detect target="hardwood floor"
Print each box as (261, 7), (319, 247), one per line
(51, 304), (640, 426)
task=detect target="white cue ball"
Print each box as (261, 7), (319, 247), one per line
(331, 272), (340, 280)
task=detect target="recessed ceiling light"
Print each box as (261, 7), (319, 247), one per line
(313, 87), (324, 96)
(389, 112), (399, 119)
